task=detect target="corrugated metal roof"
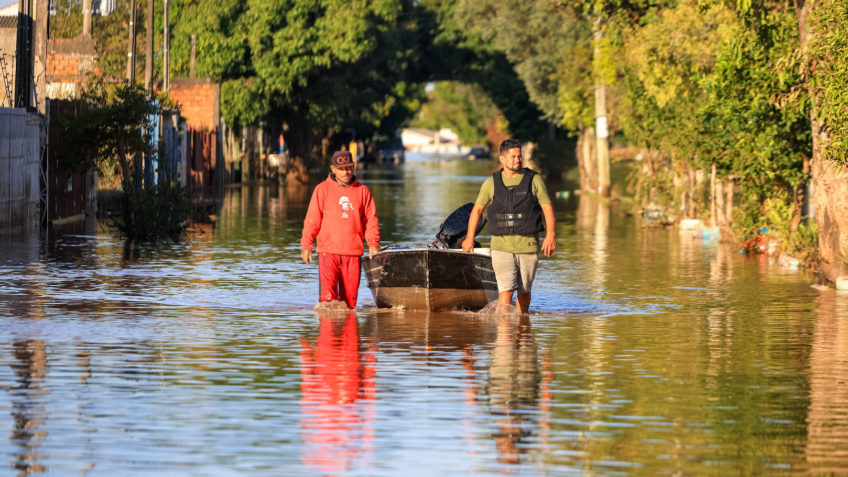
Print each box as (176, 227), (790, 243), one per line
(0, 15), (16, 29)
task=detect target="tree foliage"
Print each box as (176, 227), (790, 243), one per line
(451, 0), (811, 241)
(57, 82), (159, 178)
(411, 81), (499, 146)
(406, 0), (551, 142)
(807, 0), (848, 164)
(54, 0), (556, 172)
(607, 0), (810, 238)
(51, 0), (154, 81)
(456, 0), (587, 124)
(168, 0), (422, 166)
(56, 83), (193, 241)
(49, 0), (845, 254)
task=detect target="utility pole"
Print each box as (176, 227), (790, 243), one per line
(144, 0), (154, 94)
(33, 0), (47, 114)
(82, 0), (97, 222)
(82, 0), (92, 36)
(189, 34), (196, 78)
(14, 0), (32, 108)
(163, 0), (170, 91)
(593, 21), (611, 197)
(126, 0), (137, 83)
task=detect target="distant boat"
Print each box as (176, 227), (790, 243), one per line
(362, 248), (497, 311)
(362, 203), (497, 311)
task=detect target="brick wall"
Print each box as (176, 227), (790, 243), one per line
(47, 53), (83, 77)
(0, 26), (18, 107)
(169, 78), (220, 131)
(45, 36), (98, 99)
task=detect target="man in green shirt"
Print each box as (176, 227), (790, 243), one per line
(462, 139), (556, 313)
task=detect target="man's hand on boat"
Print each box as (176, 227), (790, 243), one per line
(461, 237), (475, 254)
(301, 249), (313, 264)
(369, 245), (381, 258)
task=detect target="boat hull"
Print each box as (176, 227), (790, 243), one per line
(362, 249), (498, 311)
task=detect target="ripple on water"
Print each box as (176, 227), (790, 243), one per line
(1, 174), (844, 475)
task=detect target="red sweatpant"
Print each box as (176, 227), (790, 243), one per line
(318, 253), (361, 309)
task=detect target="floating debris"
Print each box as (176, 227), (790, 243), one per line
(640, 204), (673, 227)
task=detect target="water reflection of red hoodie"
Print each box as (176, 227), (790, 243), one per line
(299, 313), (376, 473)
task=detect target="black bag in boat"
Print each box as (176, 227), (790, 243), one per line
(431, 202), (486, 249)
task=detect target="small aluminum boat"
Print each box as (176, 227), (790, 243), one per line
(362, 248), (497, 311)
(362, 203), (497, 311)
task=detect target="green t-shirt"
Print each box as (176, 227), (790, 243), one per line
(474, 172), (551, 253)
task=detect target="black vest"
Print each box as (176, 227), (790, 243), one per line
(487, 169), (543, 236)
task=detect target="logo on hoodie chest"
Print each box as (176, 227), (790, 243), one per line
(338, 196), (353, 218)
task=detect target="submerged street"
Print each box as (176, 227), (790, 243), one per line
(1, 154), (846, 475)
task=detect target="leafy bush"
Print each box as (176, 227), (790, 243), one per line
(57, 81), (197, 241)
(786, 222), (819, 263)
(111, 184), (194, 241)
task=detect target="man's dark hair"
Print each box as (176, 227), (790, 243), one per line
(499, 138), (522, 155)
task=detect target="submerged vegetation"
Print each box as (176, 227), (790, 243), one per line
(55, 83), (196, 241)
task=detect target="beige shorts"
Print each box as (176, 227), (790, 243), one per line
(490, 250), (539, 293)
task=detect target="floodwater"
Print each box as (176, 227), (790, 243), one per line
(2, 153), (847, 476)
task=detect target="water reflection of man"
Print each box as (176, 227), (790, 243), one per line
(300, 151), (381, 309)
(299, 311), (376, 474)
(488, 316), (546, 465)
(462, 139), (556, 313)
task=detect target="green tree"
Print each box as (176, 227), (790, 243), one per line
(412, 81), (499, 147)
(56, 83), (193, 240)
(456, 0), (590, 125)
(168, 0), (422, 181)
(798, 0), (848, 280)
(414, 0), (550, 142)
(808, 0), (848, 165)
(620, 1), (808, 232)
(51, 0), (159, 82)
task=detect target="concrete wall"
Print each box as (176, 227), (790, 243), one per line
(0, 107), (41, 235)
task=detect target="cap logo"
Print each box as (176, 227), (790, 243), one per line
(332, 151), (354, 167)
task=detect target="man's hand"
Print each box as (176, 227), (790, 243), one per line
(369, 245), (381, 258)
(301, 249), (313, 264)
(463, 203), (484, 254)
(461, 237), (475, 253)
(540, 203), (556, 257)
(541, 234), (556, 257)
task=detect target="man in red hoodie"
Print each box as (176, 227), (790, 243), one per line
(301, 151), (381, 308)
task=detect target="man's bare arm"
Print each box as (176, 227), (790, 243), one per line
(540, 203), (556, 257)
(461, 204), (485, 253)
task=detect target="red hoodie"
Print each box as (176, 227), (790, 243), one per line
(301, 174), (380, 256)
